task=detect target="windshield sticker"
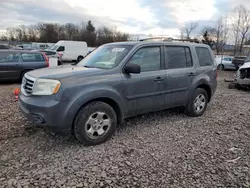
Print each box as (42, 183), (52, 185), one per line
(112, 48), (125, 52)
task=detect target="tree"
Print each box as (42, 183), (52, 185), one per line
(214, 16), (228, 54)
(232, 5), (250, 54)
(181, 22), (198, 39)
(0, 20), (130, 45)
(202, 26), (214, 48)
(85, 20), (96, 46)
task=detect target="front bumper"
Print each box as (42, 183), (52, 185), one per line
(18, 93), (72, 131)
(236, 78), (250, 86)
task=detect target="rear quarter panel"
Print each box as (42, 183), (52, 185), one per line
(189, 45), (217, 98)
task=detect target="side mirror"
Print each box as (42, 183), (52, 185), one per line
(124, 64), (141, 74)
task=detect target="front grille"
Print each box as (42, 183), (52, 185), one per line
(22, 75), (36, 95)
(23, 78), (34, 94)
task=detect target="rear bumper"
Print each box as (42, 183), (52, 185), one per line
(18, 93), (72, 131)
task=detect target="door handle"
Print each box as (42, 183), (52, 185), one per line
(188, 72), (195, 76)
(154, 77), (164, 81)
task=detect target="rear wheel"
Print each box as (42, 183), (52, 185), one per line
(74, 101), (117, 146)
(217, 64), (224, 70)
(185, 88), (208, 117)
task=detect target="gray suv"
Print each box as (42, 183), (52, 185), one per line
(18, 41), (217, 145)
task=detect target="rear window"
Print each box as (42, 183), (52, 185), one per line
(195, 47), (213, 66)
(21, 53), (44, 62)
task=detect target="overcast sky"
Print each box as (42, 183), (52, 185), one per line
(1, 0), (250, 38)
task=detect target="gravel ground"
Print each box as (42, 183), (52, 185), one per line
(1, 71), (250, 188)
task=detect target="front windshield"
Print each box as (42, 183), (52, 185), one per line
(77, 45), (133, 69)
(50, 45), (59, 51)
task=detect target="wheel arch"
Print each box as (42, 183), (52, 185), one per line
(196, 84), (212, 102)
(72, 97), (124, 131)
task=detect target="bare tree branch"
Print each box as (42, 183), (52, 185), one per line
(232, 5), (250, 55)
(181, 22), (198, 39)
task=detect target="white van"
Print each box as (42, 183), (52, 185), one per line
(49, 40), (88, 62)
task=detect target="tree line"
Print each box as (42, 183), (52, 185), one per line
(1, 4), (250, 54)
(0, 20), (130, 47)
(180, 4), (250, 55)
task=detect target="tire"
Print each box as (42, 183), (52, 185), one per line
(185, 88), (208, 117)
(77, 56), (83, 63)
(58, 60), (62, 66)
(74, 101), (117, 146)
(217, 64), (224, 71)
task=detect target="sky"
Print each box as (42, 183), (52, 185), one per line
(1, 0), (250, 38)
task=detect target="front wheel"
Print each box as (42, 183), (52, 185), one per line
(74, 101), (117, 146)
(185, 88), (208, 117)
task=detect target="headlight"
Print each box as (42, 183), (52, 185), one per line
(236, 69), (240, 77)
(32, 79), (61, 95)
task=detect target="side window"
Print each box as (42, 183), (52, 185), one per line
(57, 46), (65, 52)
(0, 52), (19, 63)
(21, 53), (44, 62)
(127, 46), (161, 72)
(0, 45), (10, 49)
(165, 46), (192, 69)
(196, 47), (213, 66)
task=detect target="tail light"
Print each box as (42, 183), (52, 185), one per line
(42, 52), (49, 67)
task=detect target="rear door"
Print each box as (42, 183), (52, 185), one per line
(20, 52), (46, 70)
(164, 46), (195, 108)
(0, 51), (22, 80)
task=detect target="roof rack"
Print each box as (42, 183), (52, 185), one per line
(139, 37), (200, 43)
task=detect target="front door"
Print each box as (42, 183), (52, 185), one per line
(122, 46), (166, 117)
(164, 46), (195, 108)
(0, 51), (21, 80)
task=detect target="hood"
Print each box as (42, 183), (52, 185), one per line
(27, 65), (104, 79)
(239, 62), (250, 70)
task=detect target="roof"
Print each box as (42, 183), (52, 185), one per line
(0, 49), (44, 53)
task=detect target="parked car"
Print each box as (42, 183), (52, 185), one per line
(232, 56), (247, 69)
(0, 44), (24, 50)
(215, 56), (236, 70)
(244, 54), (250, 63)
(0, 50), (49, 81)
(32, 49), (62, 65)
(48, 40), (88, 63)
(19, 41), (217, 145)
